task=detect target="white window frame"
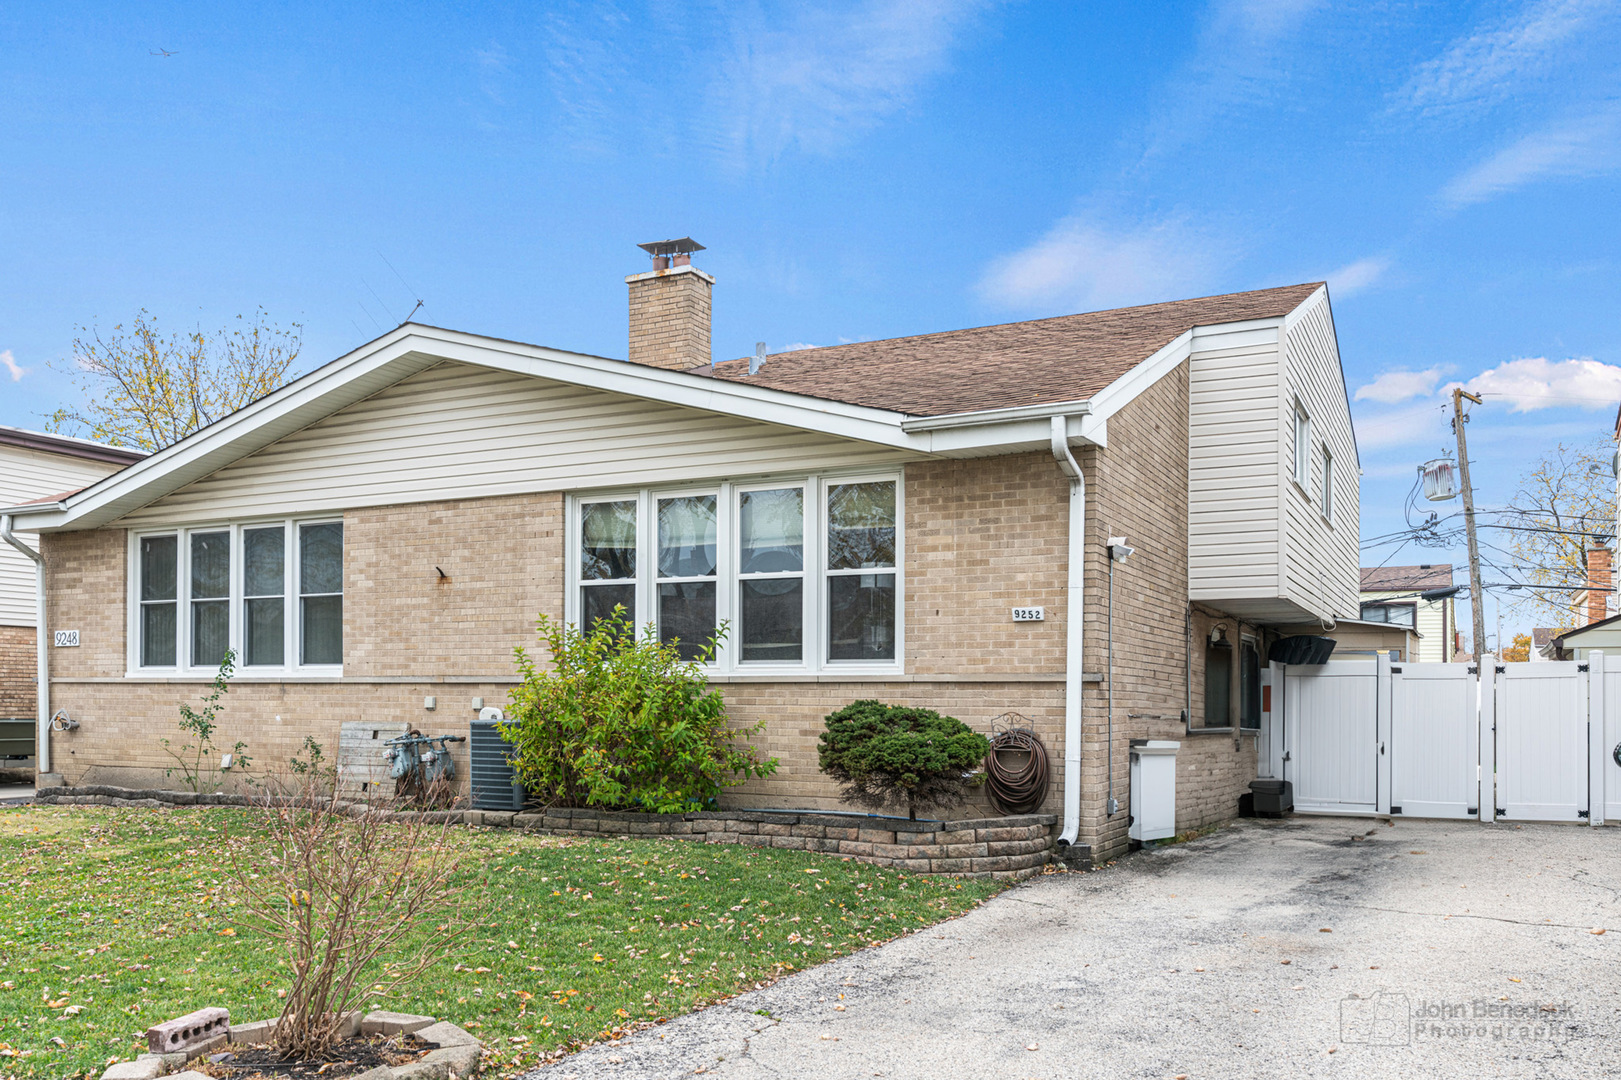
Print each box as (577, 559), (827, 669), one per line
(1320, 444), (1335, 523)
(1292, 399), (1311, 491)
(126, 517), (343, 678)
(564, 469), (905, 677)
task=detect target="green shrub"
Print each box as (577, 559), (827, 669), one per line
(817, 700), (990, 820)
(500, 609), (776, 813)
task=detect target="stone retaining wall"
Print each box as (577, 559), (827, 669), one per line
(34, 786), (1068, 878)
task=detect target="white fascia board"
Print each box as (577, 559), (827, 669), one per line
(1282, 284), (1359, 468)
(7, 324), (932, 531)
(1086, 330), (1194, 425)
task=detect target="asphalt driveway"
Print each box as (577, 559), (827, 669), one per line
(528, 816), (1620, 1080)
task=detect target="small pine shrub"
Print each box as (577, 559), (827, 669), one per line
(501, 608), (776, 813)
(817, 700), (990, 820)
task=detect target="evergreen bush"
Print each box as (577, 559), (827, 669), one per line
(817, 700), (990, 820)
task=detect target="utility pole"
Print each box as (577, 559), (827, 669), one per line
(1453, 388), (1487, 660)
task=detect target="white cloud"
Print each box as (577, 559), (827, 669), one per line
(1398, 0), (1606, 115)
(1355, 366), (1446, 404)
(1440, 102), (1621, 207)
(977, 215), (1224, 313)
(1327, 256), (1390, 297)
(1461, 356), (1621, 411)
(707, 0), (989, 163)
(1140, 0), (1324, 160)
(0, 350), (25, 382)
(778, 342), (821, 352)
(1352, 400), (1450, 450)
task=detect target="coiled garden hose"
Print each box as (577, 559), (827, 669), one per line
(984, 727), (1050, 815)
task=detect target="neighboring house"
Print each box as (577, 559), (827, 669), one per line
(1358, 564), (1456, 663)
(0, 427), (145, 734)
(1547, 613), (1621, 662)
(0, 246), (1362, 861)
(1531, 627), (1563, 662)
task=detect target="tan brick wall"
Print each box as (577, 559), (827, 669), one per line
(627, 270), (712, 370)
(905, 454), (1070, 676)
(344, 493), (564, 678)
(0, 625), (35, 719)
(43, 527), (126, 680)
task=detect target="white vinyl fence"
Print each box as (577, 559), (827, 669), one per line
(1271, 652), (1618, 825)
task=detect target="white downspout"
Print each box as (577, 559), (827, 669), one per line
(1, 515), (49, 776)
(1050, 417), (1085, 850)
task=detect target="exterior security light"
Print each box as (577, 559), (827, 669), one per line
(1107, 536), (1135, 561)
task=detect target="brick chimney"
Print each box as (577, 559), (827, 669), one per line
(1585, 546), (1613, 625)
(626, 237), (713, 371)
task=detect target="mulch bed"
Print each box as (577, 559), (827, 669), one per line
(193, 1034), (429, 1079)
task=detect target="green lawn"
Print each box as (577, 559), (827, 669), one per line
(0, 805), (1008, 1079)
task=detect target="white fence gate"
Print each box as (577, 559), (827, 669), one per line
(1275, 652), (1619, 825)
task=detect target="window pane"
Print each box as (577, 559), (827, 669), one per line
(246, 597), (285, 666)
(828, 573), (895, 660)
(659, 581), (717, 661)
(1359, 604), (1388, 623)
(244, 527), (285, 597)
(141, 602), (176, 666)
(739, 488), (803, 573)
(581, 501), (637, 580)
(140, 535), (177, 601)
(1240, 643), (1261, 729)
(1204, 644), (1232, 727)
(741, 578), (803, 661)
(827, 482), (896, 570)
(658, 495), (717, 578)
(190, 531), (230, 599)
(301, 595), (342, 665)
(582, 583), (635, 635)
(192, 599), (230, 668)
(300, 523), (343, 595)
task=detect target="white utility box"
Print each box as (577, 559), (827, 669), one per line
(1129, 739), (1180, 842)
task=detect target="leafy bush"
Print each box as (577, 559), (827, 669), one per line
(818, 701), (990, 820)
(501, 609), (776, 813)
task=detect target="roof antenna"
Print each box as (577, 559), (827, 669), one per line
(749, 342), (766, 376)
(400, 299), (423, 325)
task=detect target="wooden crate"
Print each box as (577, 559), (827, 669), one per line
(336, 721), (411, 799)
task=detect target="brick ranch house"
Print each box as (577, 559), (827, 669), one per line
(1, 245), (1363, 860)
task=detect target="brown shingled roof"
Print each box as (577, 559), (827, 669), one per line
(690, 283), (1324, 417)
(1360, 564), (1455, 591)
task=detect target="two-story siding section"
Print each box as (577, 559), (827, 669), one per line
(1187, 285), (1359, 623)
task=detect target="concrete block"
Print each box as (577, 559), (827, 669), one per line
(146, 1007), (230, 1055)
(164, 1073), (215, 1080)
(422, 1043), (482, 1076)
(350, 1068), (394, 1080)
(856, 828), (895, 845)
(837, 840), (874, 857)
(228, 1018), (277, 1044)
(414, 1021), (481, 1049)
(361, 1011), (436, 1036)
(101, 1059), (164, 1080)
(389, 1062), (449, 1080)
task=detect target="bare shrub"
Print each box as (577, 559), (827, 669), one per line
(231, 741), (462, 1059)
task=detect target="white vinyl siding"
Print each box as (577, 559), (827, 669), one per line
(1187, 323), (1283, 602)
(0, 445), (128, 626)
(1280, 292), (1359, 622)
(117, 363), (916, 527)
(1187, 291), (1359, 624)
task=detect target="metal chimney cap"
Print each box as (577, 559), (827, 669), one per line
(638, 237), (705, 257)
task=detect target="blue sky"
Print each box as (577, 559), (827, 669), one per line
(2, 1), (1619, 648)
